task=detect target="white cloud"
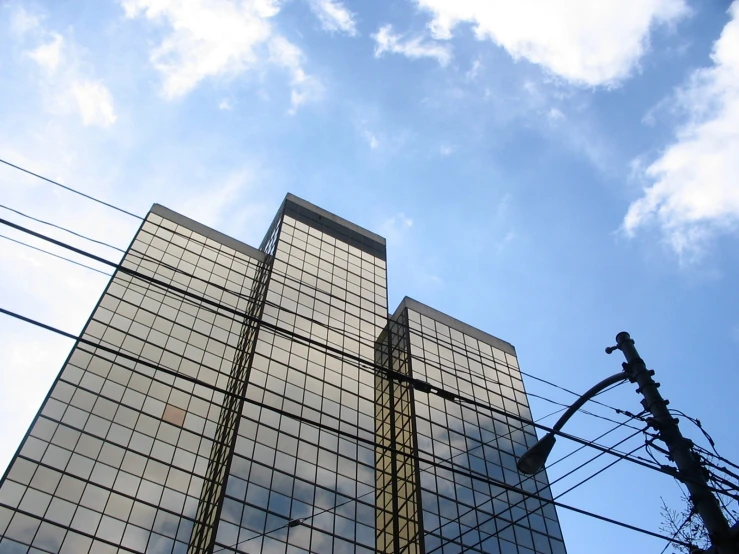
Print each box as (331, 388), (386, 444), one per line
(547, 107), (565, 123)
(379, 212), (414, 244)
(494, 230), (517, 253)
(73, 81), (118, 127)
(27, 32), (63, 72)
(269, 35), (323, 114)
(219, 98), (234, 110)
(413, 0), (688, 86)
(121, 0), (319, 111)
(308, 0), (357, 36)
(16, 10), (117, 128)
(364, 130), (380, 149)
(465, 58), (481, 80)
(9, 5), (41, 37)
(121, 0), (273, 98)
(373, 24), (452, 66)
(624, 3), (739, 258)
(169, 167), (277, 241)
(439, 144), (453, 156)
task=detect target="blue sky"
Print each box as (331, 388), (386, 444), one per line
(1, 0), (739, 552)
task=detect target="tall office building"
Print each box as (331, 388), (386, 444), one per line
(0, 195), (566, 554)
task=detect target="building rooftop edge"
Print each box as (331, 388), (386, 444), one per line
(392, 296), (516, 356)
(284, 193), (386, 247)
(150, 204), (267, 262)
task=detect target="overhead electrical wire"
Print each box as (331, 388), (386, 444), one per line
(0, 216), (690, 481)
(212, 488), (376, 553)
(0, 204), (127, 253)
(219, 409), (648, 554)
(701, 456), (739, 487)
(442, 438), (675, 554)
(1, 226), (717, 552)
(213, 405), (576, 553)
(3, 305), (696, 554)
(695, 445), (739, 476)
(0, 206), (654, 457)
(0, 233), (113, 276)
(214, 406), (635, 554)
(423, 419), (649, 554)
(0, 158), (674, 443)
(1, 198), (648, 445)
(81, 268), (663, 496)
(0, 157), (143, 220)
(0, 160), (730, 553)
(0, 209), (652, 446)
(658, 511), (695, 554)
(0, 158), (641, 427)
(0, 218), (676, 481)
(1, 305), (705, 552)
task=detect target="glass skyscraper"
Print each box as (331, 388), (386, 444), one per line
(0, 194), (566, 554)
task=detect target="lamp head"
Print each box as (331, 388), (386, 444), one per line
(517, 433), (556, 475)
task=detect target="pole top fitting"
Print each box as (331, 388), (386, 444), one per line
(615, 331), (632, 346)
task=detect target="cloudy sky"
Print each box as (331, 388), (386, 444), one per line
(1, 0), (739, 552)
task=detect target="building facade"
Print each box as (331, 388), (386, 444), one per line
(0, 195), (566, 554)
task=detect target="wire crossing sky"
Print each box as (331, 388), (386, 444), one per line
(1, 1), (739, 553)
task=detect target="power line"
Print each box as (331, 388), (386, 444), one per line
(0, 172), (729, 550)
(213, 489), (376, 553)
(1, 191), (646, 437)
(671, 409), (720, 456)
(7, 212), (630, 478)
(702, 457), (739, 487)
(424, 419), (649, 554)
(695, 445), (739, 475)
(0, 308), (728, 552)
(0, 216), (683, 480)
(14, 203), (645, 437)
(0, 157), (143, 220)
(117, 266), (662, 479)
(214, 406), (583, 554)
(0, 305), (703, 550)
(0, 204), (126, 253)
(213, 407), (571, 552)
(0, 233), (112, 276)
(0, 215), (647, 448)
(520, 367), (636, 422)
(0, 163), (678, 439)
(153, 214), (643, 434)
(445, 439), (678, 554)
(659, 510), (695, 554)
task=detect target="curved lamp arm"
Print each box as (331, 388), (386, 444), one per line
(517, 371), (629, 475)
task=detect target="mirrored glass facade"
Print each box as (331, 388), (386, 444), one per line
(394, 299), (566, 554)
(0, 194), (566, 554)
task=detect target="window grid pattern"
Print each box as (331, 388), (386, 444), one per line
(375, 310), (423, 554)
(0, 198), (569, 554)
(187, 216), (277, 553)
(213, 211), (387, 554)
(406, 310), (566, 554)
(0, 212), (265, 554)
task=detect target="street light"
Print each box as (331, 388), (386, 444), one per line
(516, 332), (737, 554)
(516, 371), (629, 474)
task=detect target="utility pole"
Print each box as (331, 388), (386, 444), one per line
(609, 332), (736, 554)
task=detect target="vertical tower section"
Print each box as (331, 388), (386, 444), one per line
(212, 195), (388, 554)
(187, 212), (278, 553)
(375, 308), (424, 554)
(0, 205), (269, 554)
(398, 298), (567, 554)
